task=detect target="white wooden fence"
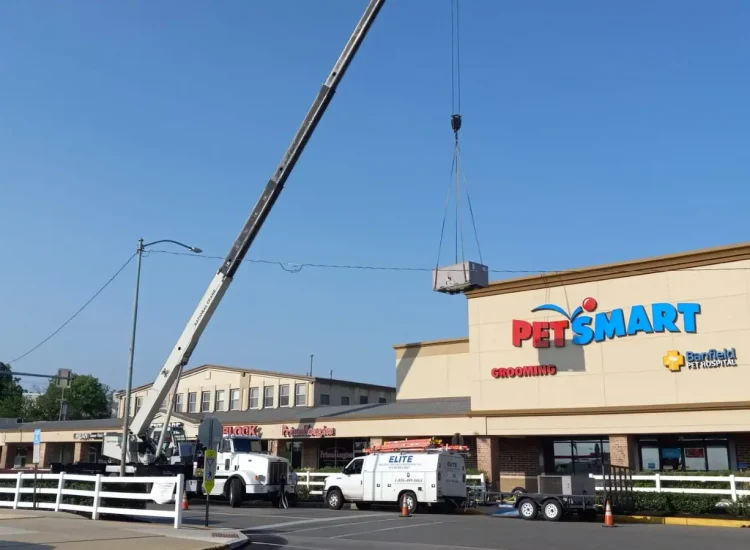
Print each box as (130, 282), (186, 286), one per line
(590, 473), (750, 502)
(295, 471), (486, 496)
(0, 472), (184, 528)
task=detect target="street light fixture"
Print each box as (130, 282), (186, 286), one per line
(120, 237), (202, 475)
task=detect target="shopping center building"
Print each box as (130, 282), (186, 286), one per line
(2, 242), (750, 491)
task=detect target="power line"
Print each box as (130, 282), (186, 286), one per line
(149, 249), (750, 275)
(9, 253), (136, 364)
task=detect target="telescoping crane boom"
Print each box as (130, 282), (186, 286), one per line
(108, 0), (386, 466)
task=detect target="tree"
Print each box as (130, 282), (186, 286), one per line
(24, 374), (111, 422)
(0, 362), (25, 418)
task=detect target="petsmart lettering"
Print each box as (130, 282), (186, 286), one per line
(512, 297), (701, 348)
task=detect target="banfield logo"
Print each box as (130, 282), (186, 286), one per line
(512, 297), (701, 348)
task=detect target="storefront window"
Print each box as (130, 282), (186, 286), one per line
(319, 439), (355, 469)
(13, 447), (28, 469)
(638, 435), (730, 471)
(549, 438), (609, 475)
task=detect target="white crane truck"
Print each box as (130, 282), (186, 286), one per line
(50, 0), (386, 508)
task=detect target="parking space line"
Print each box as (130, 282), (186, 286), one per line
(184, 511), (313, 519)
(330, 520), (443, 538)
(242, 513), (383, 532)
(289, 517), (402, 534)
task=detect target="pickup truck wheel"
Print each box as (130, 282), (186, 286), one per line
(400, 491), (418, 515)
(542, 499), (563, 522)
(518, 498), (538, 521)
(229, 478), (243, 508)
(327, 488), (344, 510)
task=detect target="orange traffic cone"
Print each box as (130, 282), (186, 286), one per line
(602, 499), (615, 528)
(182, 490), (189, 511)
(400, 502), (411, 518)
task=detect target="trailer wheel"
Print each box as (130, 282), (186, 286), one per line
(327, 488), (344, 510)
(228, 478), (243, 508)
(518, 498), (538, 521)
(542, 499), (562, 521)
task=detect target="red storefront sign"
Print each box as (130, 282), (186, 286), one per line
(223, 425), (262, 437)
(491, 365), (557, 379)
(282, 425), (335, 438)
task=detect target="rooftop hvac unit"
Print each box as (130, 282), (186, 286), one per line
(537, 474), (596, 496)
(433, 261), (489, 294)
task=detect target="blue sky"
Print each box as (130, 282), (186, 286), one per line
(1, 1), (749, 391)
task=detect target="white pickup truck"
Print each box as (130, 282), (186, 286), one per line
(323, 450), (467, 514)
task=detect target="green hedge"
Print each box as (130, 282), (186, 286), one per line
(622, 471), (750, 516)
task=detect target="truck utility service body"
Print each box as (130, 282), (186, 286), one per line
(324, 450), (467, 513)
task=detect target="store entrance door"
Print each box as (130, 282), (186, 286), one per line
(284, 441), (303, 469)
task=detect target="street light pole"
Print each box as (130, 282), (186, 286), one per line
(119, 237), (202, 476)
(120, 238), (144, 475)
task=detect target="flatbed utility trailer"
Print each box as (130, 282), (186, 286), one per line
(514, 492), (597, 522)
(512, 474), (599, 522)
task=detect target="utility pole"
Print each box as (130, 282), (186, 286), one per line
(120, 238), (144, 476)
(309, 354), (314, 377)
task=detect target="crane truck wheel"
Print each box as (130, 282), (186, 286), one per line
(229, 478), (244, 508)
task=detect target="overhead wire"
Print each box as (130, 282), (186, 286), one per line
(147, 249), (750, 275)
(9, 252), (137, 364)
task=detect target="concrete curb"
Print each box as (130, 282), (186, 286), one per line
(614, 514), (750, 528)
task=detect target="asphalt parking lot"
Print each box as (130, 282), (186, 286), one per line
(169, 501), (750, 549)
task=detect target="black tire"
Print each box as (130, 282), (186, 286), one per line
(511, 486), (527, 496)
(327, 488), (344, 510)
(400, 491), (418, 515)
(517, 498), (538, 521)
(355, 502), (372, 510)
(542, 499), (563, 522)
(228, 478), (243, 508)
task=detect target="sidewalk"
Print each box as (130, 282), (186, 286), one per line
(0, 509), (248, 549)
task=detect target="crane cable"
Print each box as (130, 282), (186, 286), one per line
(434, 0), (483, 285)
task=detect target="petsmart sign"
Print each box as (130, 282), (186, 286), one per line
(513, 297), (701, 348)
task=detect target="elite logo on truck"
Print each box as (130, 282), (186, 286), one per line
(512, 297), (701, 348)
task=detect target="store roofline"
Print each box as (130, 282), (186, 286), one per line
(393, 337), (469, 350)
(0, 397), (471, 433)
(114, 364), (395, 397)
(465, 241), (750, 299)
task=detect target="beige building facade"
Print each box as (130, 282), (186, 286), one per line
(3, 243), (750, 493)
(115, 365), (396, 418)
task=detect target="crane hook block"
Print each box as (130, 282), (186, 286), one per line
(451, 114), (462, 134)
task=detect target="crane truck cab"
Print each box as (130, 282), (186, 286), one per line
(323, 438), (468, 514)
(201, 435), (293, 508)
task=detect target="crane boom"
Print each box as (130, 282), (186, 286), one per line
(124, 0), (385, 457)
